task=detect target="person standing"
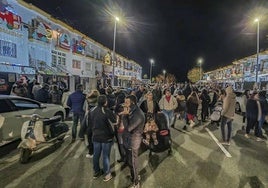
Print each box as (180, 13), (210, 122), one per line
(186, 90), (200, 128)
(256, 90), (268, 141)
(67, 84), (86, 142)
(220, 86), (236, 145)
(122, 95), (145, 188)
(35, 84), (50, 103)
(240, 90), (249, 130)
(200, 88), (211, 122)
(159, 89), (178, 128)
(91, 95), (116, 181)
(245, 91), (258, 139)
(61, 88), (71, 119)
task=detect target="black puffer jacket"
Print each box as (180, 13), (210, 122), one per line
(91, 106), (116, 143)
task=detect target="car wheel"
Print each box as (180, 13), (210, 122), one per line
(54, 112), (64, 121)
(19, 148), (32, 164)
(235, 102), (241, 113)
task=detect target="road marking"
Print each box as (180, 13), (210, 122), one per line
(205, 128), (232, 158)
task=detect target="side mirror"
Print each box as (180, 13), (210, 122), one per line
(40, 104), (47, 109)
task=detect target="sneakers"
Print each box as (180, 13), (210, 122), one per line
(221, 141), (230, 146)
(86, 153), (93, 158)
(189, 120), (195, 128)
(93, 170), (103, 179)
(244, 134), (250, 139)
(103, 173), (112, 182)
(256, 137), (264, 142)
(128, 182), (140, 188)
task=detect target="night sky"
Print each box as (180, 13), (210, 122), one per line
(23, 0), (268, 81)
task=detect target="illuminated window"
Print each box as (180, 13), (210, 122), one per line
(51, 50), (66, 67)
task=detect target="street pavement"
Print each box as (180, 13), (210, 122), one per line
(0, 113), (268, 188)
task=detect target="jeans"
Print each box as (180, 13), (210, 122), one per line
(125, 147), (139, 185)
(162, 110), (174, 128)
(72, 113), (85, 139)
(255, 116), (265, 137)
(246, 117), (257, 134)
(220, 116), (233, 142)
(93, 141), (113, 175)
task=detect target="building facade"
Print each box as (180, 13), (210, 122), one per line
(203, 50), (268, 90)
(0, 0), (142, 94)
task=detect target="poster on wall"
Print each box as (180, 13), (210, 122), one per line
(31, 18), (52, 43)
(0, 39), (16, 58)
(0, 0), (22, 30)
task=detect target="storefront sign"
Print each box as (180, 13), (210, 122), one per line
(0, 39), (16, 58)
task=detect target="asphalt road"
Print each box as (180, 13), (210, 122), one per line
(0, 113), (268, 188)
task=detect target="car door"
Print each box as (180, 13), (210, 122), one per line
(0, 98), (23, 145)
(7, 98), (42, 142)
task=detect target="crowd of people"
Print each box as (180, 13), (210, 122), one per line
(9, 77), (268, 188)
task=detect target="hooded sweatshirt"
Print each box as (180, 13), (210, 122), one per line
(222, 86), (236, 119)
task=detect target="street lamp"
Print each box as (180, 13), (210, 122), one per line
(163, 69), (166, 83)
(112, 16), (120, 86)
(149, 58), (154, 83)
(254, 18), (260, 88)
(197, 57), (203, 80)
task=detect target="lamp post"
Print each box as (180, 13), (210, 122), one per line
(149, 59), (154, 83)
(255, 18), (260, 87)
(163, 69), (166, 84)
(112, 16), (120, 86)
(197, 58), (203, 81)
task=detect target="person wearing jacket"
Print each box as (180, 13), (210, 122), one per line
(220, 86), (236, 145)
(122, 95), (145, 188)
(245, 91), (258, 139)
(256, 90), (268, 141)
(35, 84), (50, 103)
(91, 95), (116, 181)
(159, 89), (178, 128)
(67, 84), (86, 142)
(90, 95), (116, 181)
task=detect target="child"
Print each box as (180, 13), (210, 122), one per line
(143, 118), (159, 145)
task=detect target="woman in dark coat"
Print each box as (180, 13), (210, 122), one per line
(200, 89), (211, 122)
(186, 90), (200, 127)
(139, 91), (160, 119)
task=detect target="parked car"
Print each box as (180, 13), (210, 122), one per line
(234, 91), (243, 113)
(0, 95), (66, 147)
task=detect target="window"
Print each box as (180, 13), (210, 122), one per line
(85, 62), (92, 71)
(10, 99), (40, 110)
(0, 99), (13, 113)
(51, 50), (66, 67)
(72, 59), (81, 69)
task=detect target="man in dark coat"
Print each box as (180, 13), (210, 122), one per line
(67, 84), (86, 141)
(122, 95), (145, 188)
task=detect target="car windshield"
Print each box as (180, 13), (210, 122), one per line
(10, 99), (40, 109)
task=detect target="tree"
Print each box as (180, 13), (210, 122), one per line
(187, 67), (203, 83)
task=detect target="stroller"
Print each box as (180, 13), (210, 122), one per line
(143, 112), (172, 157)
(210, 101), (223, 126)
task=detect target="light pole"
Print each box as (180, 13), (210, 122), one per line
(255, 18), (260, 87)
(112, 16), (119, 86)
(197, 57), (203, 81)
(163, 69), (166, 84)
(149, 59), (154, 83)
